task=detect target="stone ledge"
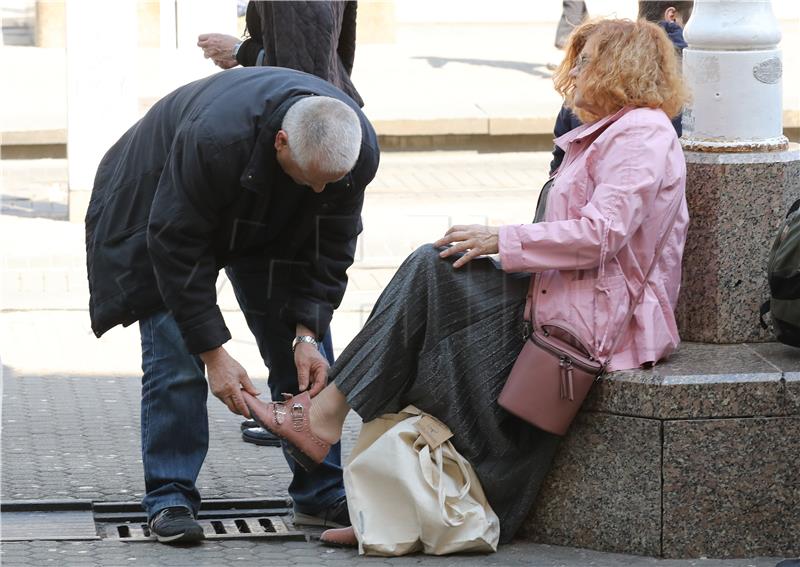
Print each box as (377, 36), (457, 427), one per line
(583, 342), (798, 419)
(522, 341), (800, 559)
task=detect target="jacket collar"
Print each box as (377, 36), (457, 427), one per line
(554, 106), (634, 150)
(240, 93), (313, 193)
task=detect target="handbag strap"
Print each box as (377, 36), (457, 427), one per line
(522, 190), (684, 366)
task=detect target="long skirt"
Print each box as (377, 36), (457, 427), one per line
(330, 244), (561, 543)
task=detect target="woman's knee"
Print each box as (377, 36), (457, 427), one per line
(408, 243), (443, 267)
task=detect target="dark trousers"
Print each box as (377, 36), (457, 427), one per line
(139, 260), (344, 519)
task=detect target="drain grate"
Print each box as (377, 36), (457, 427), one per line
(1, 498), (305, 542)
(106, 516), (299, 541)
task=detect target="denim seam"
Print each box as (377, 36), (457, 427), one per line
(141, 317), (154, 477)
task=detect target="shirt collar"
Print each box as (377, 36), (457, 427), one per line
(554, 106), (634, 150)
(240, 93), (312, 193)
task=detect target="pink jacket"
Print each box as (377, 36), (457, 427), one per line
(499, 106), (689, 371)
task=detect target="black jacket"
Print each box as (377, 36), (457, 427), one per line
(85, 67), (379, 354)
(236, 1), (363, 107)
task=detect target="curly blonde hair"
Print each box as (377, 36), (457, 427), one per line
(553, 19), (689, 123)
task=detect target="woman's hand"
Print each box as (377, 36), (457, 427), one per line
(197, 33), (240, 68)
(434, 224), (500, 268)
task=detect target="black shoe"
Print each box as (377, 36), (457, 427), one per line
(293, 497), (351, 528)
(240, 419), (258, 431)
(241, 426), (281, 447)
(148, 506), (205, 543)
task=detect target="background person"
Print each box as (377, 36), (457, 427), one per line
(85, 67), (379, 543)
(197, 0), (363, 107)
(245, 18), (690, 550)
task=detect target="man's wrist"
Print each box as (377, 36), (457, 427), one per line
(199, 345), (225, 364)
(292, 335), (318, 353)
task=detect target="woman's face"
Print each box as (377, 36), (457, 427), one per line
(569, 35), (604, 118)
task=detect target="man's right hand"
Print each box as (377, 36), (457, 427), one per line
(197, 33), (239, 68)
(199, 346), (260, 417)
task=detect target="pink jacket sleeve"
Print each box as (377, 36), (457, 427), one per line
(499, 119), (673, 273)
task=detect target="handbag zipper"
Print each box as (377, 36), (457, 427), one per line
(530, 331), (601, 374)
(541, 321), (596, 361)
(559, 357), (575, 401)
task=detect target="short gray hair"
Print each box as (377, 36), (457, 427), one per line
(281, 96), (362, 174)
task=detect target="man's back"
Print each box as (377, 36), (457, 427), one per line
(86, 67), (379, 341)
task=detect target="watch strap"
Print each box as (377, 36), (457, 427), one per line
(292, 335), (318, 352)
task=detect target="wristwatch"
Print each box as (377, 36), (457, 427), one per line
(292, 335), (318, 352)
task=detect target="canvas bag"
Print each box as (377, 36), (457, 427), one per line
(343, 405), (500, 556)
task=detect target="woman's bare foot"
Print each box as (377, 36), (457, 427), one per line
(307, 383), (350, 446)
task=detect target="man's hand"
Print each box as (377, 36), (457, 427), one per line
(197, 33), (239, 68)
(294, 343), (330, 397)
(200, 346), (260, 417)
(434, 224), (500, 268)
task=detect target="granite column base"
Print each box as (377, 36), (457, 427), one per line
(520, 342), (800, 559)
(677, 148), (800, 343)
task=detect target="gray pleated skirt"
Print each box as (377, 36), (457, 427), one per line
(330, 244), (561, 543)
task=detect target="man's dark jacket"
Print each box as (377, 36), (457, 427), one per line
(85, 67), (379, 354)
(235, 1), (363, 107)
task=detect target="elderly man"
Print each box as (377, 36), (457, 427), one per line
(85, 67), (379, 543)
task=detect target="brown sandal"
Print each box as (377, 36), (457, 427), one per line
(241, 391), (331, 471)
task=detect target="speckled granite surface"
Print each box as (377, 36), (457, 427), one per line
(523, 413), (662, 557)
(521, 342), (800, 558)
(662, 417), (800, 558)
(584, 342), (798, 419)
(677, 150), (800, 343)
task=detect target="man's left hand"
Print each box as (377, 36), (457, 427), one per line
(295, 343), (330, 397)
(434, 224), (500, 268)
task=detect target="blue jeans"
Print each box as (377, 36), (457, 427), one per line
(139, 263), (345, 519)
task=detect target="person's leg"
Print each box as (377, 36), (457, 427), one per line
(293, 243), (529, 445)
(139, 310), (208, 520)
(226, 260), (346, 517)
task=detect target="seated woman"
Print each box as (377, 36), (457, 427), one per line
(244, 18), (690, 547)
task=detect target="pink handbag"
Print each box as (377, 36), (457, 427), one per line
(498, 195), (682, 436)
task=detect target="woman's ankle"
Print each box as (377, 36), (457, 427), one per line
(309, 386), (348, 444)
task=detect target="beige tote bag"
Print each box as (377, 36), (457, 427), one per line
(343, 405), (500, 556)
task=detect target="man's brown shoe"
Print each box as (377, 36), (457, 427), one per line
(241, 391), (331, 471)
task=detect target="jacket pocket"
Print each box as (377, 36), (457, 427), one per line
(535, 272), (629, 359)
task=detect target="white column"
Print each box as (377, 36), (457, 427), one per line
(681, 0), (789, 152)
(65, 0), (139, 222)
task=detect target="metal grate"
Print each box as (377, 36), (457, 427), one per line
(1, 498), (305, 542)
(106, 515), (301, 542)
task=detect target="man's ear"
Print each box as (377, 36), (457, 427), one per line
(274, 130), (288, 151)
(664, 6), (678, 22)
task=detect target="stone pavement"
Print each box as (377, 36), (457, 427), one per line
(0, 151), (790, 565)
